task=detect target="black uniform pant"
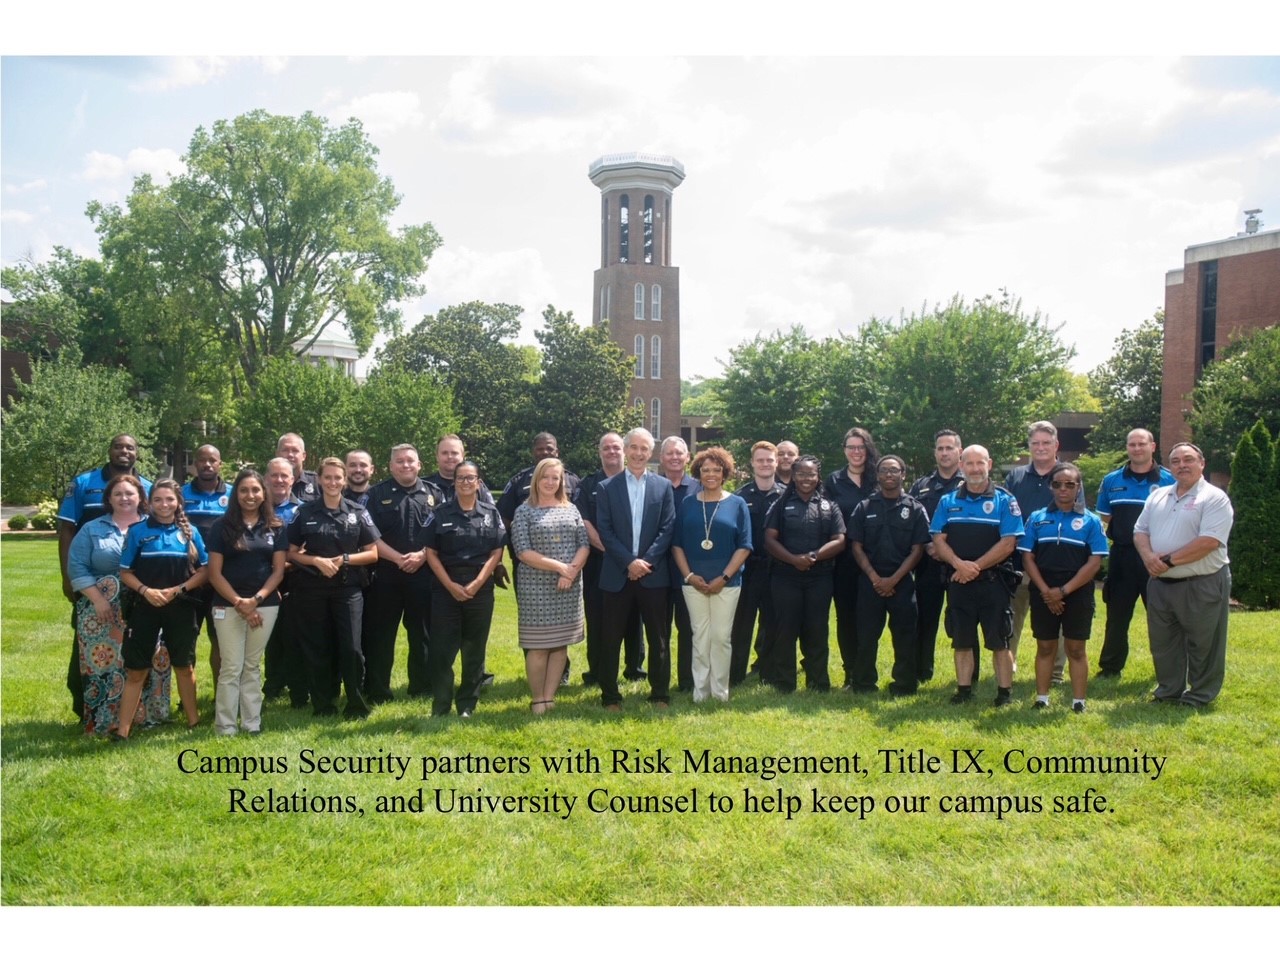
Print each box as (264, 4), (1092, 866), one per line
(429, 577), (494, 716)
(294, 583), (368, 715)
(767, 568), (833, 692)
(362, 567), (431, 698)
(668, 588), (694, 691)
(854, 572), (919, 692)
(1099, 543), (1148, 674)
(599, 581), (670, 706)
(67, 606), (83, 718)
(264, 588), (311, 706)
(583, 551), (643, 682)
(832, 555), (860, 685)
(729, 559), (774, 684)
(913, 558), (947, 682)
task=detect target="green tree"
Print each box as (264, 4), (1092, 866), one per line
(376, 301), (533, 478)
(1188, 325), (1280, 474)
(89, 110), (440, 394)
(1228, 420), (1279, 608)
(352, 365), (460, 469)
(520, 305), (639, 477)
(866, 293), (1075, 472)
(232, 356), (357, 468)
(1073, 450), (1128, 510)
(1, 349), (158, 503)
(681, 376), (724, 417)
(1088, 313), (1165, 452)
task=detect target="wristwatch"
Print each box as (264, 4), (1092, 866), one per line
(1160, 554), (1175, 567)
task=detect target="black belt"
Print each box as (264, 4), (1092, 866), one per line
(1156, 571), (1215, 584)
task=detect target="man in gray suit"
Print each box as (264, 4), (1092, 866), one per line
(596, 427), (676, 711)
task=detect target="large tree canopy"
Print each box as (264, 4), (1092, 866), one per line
(1088, 312), (1165, 452)
(89, 109), (440, 394)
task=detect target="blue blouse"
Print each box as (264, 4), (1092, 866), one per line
(675, 493), (752, 586)
(67, 514), (144, 592)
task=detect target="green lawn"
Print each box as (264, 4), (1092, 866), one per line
(3, 535), (1277, 905)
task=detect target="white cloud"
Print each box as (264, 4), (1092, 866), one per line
(79, 148), (183, 184)
(130, 57), (232, 92)
(419, 245), (558, 340)
(330, 91), (425, 136)
(1, 209), (36, 225)
(4, 179), (48, 195)
(257, 56), (289, 75)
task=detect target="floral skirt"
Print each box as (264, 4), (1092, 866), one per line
(77, 576), (172, 734)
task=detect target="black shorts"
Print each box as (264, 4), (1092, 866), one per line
(1029, 585), (1094, 641)
(946, 578), (1010, 652)
(123, 600), (199, 669)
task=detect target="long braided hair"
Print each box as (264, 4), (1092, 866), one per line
(151, 478), (199, 565)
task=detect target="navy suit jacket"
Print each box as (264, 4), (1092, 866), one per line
(597, 470), (676, 592)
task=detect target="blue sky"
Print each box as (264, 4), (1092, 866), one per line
(3, 14), (1278, 384)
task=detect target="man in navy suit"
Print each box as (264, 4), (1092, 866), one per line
(596, 427), (676, 711)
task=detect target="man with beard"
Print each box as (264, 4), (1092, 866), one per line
(343, 450), (375, 507)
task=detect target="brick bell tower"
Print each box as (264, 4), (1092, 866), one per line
(589, 152), (685, 445)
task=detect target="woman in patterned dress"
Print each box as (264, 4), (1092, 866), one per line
(66, 473), (151, 735)
(511, 458), (590, 715)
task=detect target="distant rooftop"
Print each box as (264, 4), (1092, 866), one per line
(589, 152), (685, 178)
(588, 153), (686, 193)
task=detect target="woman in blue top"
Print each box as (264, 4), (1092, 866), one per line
(115, 479), (209, 739)
(670, 447), (752, 703)
(66, 473), (149, 735)
(207, 468), (287, 736)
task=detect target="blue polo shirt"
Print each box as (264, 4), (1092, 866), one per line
(58, 465), (153, 530)
(1018, 505), (1109, 581)
(929, 483), (1024, 561)
(120, 517), (209, 588)
(1095, 463), (1175, 545)
(181, 479), (229, 538)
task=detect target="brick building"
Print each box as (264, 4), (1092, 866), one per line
(1162, 214), (1280, 447)
(589, 153), (685, 447)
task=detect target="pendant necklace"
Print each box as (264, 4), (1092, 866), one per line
(701, 495), (722, 550)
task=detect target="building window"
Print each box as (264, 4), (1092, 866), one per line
(643, 195), (655, 264)
(619, 194), (629, 263)
(634, 335), (645, 378)
(651, 398), (661, 439)
(651, 284), (661, 321)
(605, 285), (611, 319)
(600, 286), (607, 321)
(1200, 260), (1218, 370)
(650, 335), (661, 379)
(634, 283), (644, 320)
(634, 396), (644, 422)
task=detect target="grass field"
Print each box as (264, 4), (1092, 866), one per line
(3, 535), (1277, 906)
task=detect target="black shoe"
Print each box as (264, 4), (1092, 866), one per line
(1150, 695), (1179, 705)
(343, 705), (371, 720)
(1072, 701), (1086, 713)
(1032, 700), (1048, 710)
(886, 683), (916, 697)
(366, 690), (394, 705)
(262, 685), (285, 701)
(849, 684), (877, 694)
(290, 698), (310, 710)
(481, 672), (495, 687)
(313, 705), (338, 717)
(993, 690), (1013, 707)
(1177, 697), (1203, 709)
(1096, 669), (1121, 679)
(623, 668), (648, 681)
(917, 672), (934, 683)
(950, 689), (974, 704)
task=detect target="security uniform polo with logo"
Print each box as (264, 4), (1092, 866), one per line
(182, 478), (230, 651)
(292, 469), (320, 503)
(422, 498), (506, 716)
(362, 476), (444, 702)
(59, 464), (154, 716)
(928, 483), (1024, 652)
(118, 518), (209, 671)
(908, 467), (964, 682)
(286, 498), (380, 717)
(1095, 462), (1175, 675)
(729, 478), (783, 685)
(848, 491), (932, 694)
(574, 469), (644, 685)
(1018, 504), (1109, 641)
(764, 490), (846, 692)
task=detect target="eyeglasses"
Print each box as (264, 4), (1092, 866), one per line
(877, 465), (903, 475)
(1050, 480), (1078, 489)
(844, 444), (866, 452)
(455, 476), (479, 484)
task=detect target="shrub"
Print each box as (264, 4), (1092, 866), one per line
(30, 500), (59, 531)
(7, 513), (30, 530)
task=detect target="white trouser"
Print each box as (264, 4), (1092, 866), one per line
(214, 605), (279, 734)
(683, 585), (741, 702)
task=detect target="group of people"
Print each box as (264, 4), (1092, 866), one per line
(56, 417), (1234, 736)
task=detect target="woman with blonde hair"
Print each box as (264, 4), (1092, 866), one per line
(511, 458), (590, 714)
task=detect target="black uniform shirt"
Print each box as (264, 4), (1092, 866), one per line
(736, 479), (784, 560)
(365, 477), (444, 557)
(765, 492), (846, 562)
(292, 469), (320, 503)
(423, 499), (506, 571)
(573, 469), (613, 539)
(847, 492), (932, 576)
(824, 468), (874, 520)
(908, 469), (964, 524)
(287, 498), (379, 588)
(206, 518), (288, 606)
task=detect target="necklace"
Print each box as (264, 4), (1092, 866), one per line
(700, 494), (722, 550)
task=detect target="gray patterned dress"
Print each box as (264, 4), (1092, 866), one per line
(511, 502), (589, 650)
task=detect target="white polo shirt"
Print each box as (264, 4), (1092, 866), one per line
(1133, 476), (1233, 578)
